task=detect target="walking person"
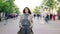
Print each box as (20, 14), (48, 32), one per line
(34, 14), (36, 19)
(53, 13), (56, 21)
(45, 14), (49, 23)
(19, 7), (33, 34)
(50, 14), (52, 20)
(37, 14), (40, 19)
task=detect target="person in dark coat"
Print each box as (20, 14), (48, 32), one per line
(45, 14), (49, 23)
(50, 14), (52, 20)
(37, 14), (40, 19)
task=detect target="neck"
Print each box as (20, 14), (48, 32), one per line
(26, 13), (28, 14)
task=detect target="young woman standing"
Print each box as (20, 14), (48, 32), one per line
(19, 7), (33, 34)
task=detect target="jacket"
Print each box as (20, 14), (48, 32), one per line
(19, 14), (33, 26)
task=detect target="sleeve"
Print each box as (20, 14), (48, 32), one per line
(31, 15), (33, 23)
(19, 14), (23, 26)
(30, 15), (33, 26)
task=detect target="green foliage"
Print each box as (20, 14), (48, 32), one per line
(42, 0), (48, 4)
(0, 0), (4, 13)
(33, 6), (40, 14)
(0, 0), (17, 13)
(57, 6), (60, 13)
(15, 8), (20, 15)
(57, 0), (60, 2)
(45, 0), (57, 9)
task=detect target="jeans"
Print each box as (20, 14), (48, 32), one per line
(21, 26), (31, 34)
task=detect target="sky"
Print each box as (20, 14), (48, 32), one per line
(14, 0), (43, 12)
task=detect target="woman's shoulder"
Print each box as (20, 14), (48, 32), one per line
(29, 14), (33, 17)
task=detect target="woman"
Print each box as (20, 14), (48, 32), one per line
(53, 13), (56, 21)
(19, 7), (33, 34)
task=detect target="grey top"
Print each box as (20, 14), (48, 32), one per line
(21, 14), (30, 26)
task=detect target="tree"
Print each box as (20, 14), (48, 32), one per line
(5, 0), (15, 13)
(45, 0), (57, 9)
(42, 0), (58, 14)
(42, 0), (48, 5)
(0, 0), (4, 21)
(57, 6), (60, 13)
(57, 0), (60, 2)
(33, 6), (40, 14)
(0, 0), (19, 21)
(0, 0), (15, 13)
(57, 6), (60, 19)
(15, 8), (20, 15)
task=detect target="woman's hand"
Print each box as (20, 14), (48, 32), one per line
(19, 25), (23, 28)
(29, 25), (33, 28)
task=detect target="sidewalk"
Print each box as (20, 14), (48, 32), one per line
(0, 17), (20, 34)
(33, 18), (60, 34)
(0, 17), (60, 34)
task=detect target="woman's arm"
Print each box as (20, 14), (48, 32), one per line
(19, 14), (23, 28)
(30, 15), (33, 28)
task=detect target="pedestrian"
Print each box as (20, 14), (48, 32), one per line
(34, 14), (36, 18)
(50, 14), (52, 20)
(53, 13), (56, 21)
(45, 14), (49, 23)
(19, 7), (33, 34)
(37, 14), (40, 19)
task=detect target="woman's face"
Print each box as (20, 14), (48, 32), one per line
(25, 8), (29, 14)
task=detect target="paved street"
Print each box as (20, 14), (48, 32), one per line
(0, 16), (60, 34)
(33, 17), (60, 34)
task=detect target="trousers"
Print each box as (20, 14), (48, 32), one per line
(21, 26), (31, 34)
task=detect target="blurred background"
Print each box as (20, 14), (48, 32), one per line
(0, 0), (60, 20)
(0, 0), (60, 34)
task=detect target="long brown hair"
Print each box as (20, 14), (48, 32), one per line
(23, 7), (31, 14)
